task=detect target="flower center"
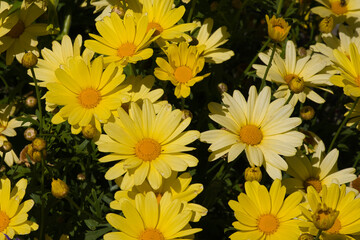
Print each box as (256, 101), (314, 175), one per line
(147, 22), (163, 37)
(6, 20), (25, 38)
(285, 74), (304, 93)
(327, 218), (341, 234)
(273, 25), (285, 34)
(0, 211), (10, 232)
(331, 1), (348, 15)
(117, 42), (137, 58)
(135, 138), (161, 161)
(304, 177), (322, 193)
(239, 125), (263, 145)
(257, 214), (279, 235)
(139, 229), (165, 240)
(78, 88), (101, 109)
(174, 66), (193, 83)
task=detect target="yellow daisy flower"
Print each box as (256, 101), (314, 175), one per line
(45, 56), (131, 134)
(282, 149), (356, 194)
(228, 179), (303, 240)
(0, 177), (38, 240)
(301, 184), (360, 238)
(0, 1), (49, 65)
(154, 42), (210, 98)
(111, 172), (207, 222)
(311, 0), (360, 23)
(331, 43), (360, 97)
(104, 191), (202, 240)
(194, 18), (234, 64)
(200, 86), (304, 179)
(96, 99), (200, 190)
(84, 10), (155, 66)
(253, 40), (333, 106)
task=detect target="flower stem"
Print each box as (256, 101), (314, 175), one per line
(260, 42), (277, 90)
(328, 97), (360, 153)
(243, 38), (271, 76)
(30, 68), (43, 135)
(314, 229), (322, 240)
(186, 0), (197, 23)
(39, 151), (45, 240)
(276, 0), (284, 15)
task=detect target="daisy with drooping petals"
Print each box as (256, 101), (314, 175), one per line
(228, 179), (303, 240)
(104, 192), (202, 240)
(331, 43), (360, 97)
(301, 184), (360, 238)
(253, 40), (332, 106)
(195, 18), (234, 64)
(84, 10), (156, 66)
(0, 177), (38, 240)
(311, 0), (360, 23)
(154, 42), (210, 98)
(96, 99), (200, 190)
(0, 1), (49, 65)
(200, 86), (304, 179)
(111, 172), (207, 222)
(282, 149), (356, 194)
(45, 56), (131, 134)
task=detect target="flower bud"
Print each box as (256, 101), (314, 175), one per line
(32, 150), (45, 163)
(181, 110), (193, 120)
(0, 141), (12, 153)
(300, 106), (315, 120)
(244, 166), (262, 182)
(77, 173), (86, 181)
(312, 203), (339, 231)
(22, 52), (38, 68)
(217, 82), (228, 94)
(24, 127), (37, 141)
(25, 96), (37, 108)
(32, 137), (46, 151)
(319, 17), (334, 34)
(297, 47), (307, 57)
(82, 124), (97, 139)
(298, 233), (314, 240)
(289, 76), (305, 93)
(51, 179), (69, 199)
(266, 15), (291, 42)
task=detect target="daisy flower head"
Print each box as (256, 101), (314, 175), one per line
(0, 1), (49, 65)
(84, 10), (156, 66)
(331, 43), (360, 97)
(0, 177), (38, 240)
(282, 148), (356, 194)
(228, 179), (303, 240)
(96, 99), (200, 190)
(104, 191), (202, 240)
(154, 42), (210, 98)
(301, 184), (360, 238)
(311, 0), (360, 24)
(111, 172), (207, 222)
(200, 86), (304, 179)
(194, 18), (234, 64)
(46, 56), (131, 134)
(253, 40), (333, 106)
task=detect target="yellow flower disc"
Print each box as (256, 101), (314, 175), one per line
(304, 177), (322, 193)
(78, 88), (101, 109)
(239, 125), (263, 145)
(139, 229), (165, 240)
(257, 214), (279, 235)
(147, 22), (163, 36)
(327, 218), (341, 234)
(117, 42), (137, 58)
(284, 74), (298, 84)
(174, 66), (193, 83)
(135, 138), (161, 161)
(331, 1), (348, 15)
(0, 211), (10, 232)
(7, 20), (25, 38)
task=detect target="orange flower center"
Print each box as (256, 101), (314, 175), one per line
(117, 42), (137, 58)
(257, 214), (279, 235)
(78, 88), (101, 109)
(284, 74), (298, 84)
(273, 25), (285, 34)
(6, 20), (25, 38)
(327, 218), (341, 234)
(331, 1), (348, 15)
(174, 66), (193, 83)
(0, 211), (10, 232)
(139, 229), (165, 240)
(147, 22), (163, 37)
(304, 177), (322, 193)
(239, 125), (263, 145)
(135, 138), (161, 161)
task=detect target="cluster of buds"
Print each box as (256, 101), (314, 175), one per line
(20, 137), (46, 166)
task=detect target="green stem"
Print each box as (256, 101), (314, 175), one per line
(328, 97), (360, 153)
(276, 0), (284, 15)
(39, 151), (45, 240)
(285, 92), (294, 105)
(314, 229), (322, 240)
(56, 13), (71, 40)
(0, 75), (9, 89)
(30, 68), (43, 135)
(181, 98), (185, 110)
(186, 0), (197, 23)
(66, 196), (103, 223)
(243, 38), (271, 76)
(129, 63), (135, 76)
(260, 42), (277, 90)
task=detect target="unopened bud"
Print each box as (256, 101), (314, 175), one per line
(244, 166), (262, 182)
(32, 137), (46, 151)
(51, 179), (69, 199)
(24, 127), (37, 141)
(319, 17), (334, 34)
(22, 52), (38, 68)
(181, 109), (193, 120)
(289, 76), (305, 93)
(82, 124), (97, 139)
(0, 141), (12, 153)
(297, 47), (307, 57)
(217, 82), (228, 94)
(312, 203), (339, 231)
(77, 173), (86, 181)
(300, 106), (315, 120)
(298, 233), (314, 240)
(32, 150), (46, 163)
(25, 96), (37, 108)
